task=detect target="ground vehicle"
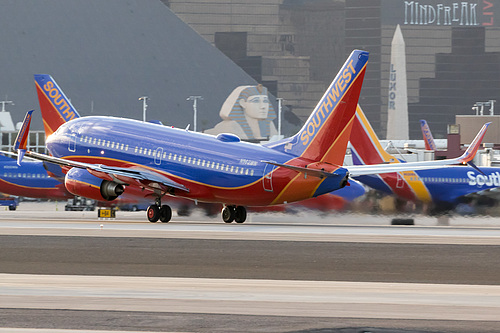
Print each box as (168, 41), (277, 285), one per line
(65, 196), (96, 211)
(0, 195), (17, 210)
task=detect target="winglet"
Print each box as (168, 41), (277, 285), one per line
(456, 122), (491, 164)
(13, 110), (34, 165)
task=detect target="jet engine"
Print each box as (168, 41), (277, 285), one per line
(65, 168), (124, 201)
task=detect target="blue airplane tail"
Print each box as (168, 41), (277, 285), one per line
(34, 74), (81, 138)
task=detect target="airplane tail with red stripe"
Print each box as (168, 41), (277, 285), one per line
(265, 50), (368, 165)
(350, 104), (399, 166)
(34, 74), (81, 138)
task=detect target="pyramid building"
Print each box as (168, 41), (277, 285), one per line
(0, 0), (260, 134)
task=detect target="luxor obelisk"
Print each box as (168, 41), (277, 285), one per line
(386, 24), (409, 140)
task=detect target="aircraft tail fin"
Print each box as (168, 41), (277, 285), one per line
(420, 119), (436, 151)
(350, 104), (400, 166)
(265, 50), (368, 165)
(350, 105), (491, 170)
(13, 110), (34, 165)
(34, 74), (80, 138)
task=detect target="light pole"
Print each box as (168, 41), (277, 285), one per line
(187, 96), (203, 132)
(276, 97), (284, 137)
(138, 96), (148, 122)
(0, 100), (14, 112)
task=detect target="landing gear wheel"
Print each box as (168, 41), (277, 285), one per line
(234, 206), (247, 223)
(147, 205), (160, 223)
(222, 206), (235, 223)
(159, 205), (172, 223)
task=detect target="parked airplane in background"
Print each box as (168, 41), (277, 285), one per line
(12, 50), (489, 223)
(0, 153), (70, 200)
(420, 119), (437, 151)
(351, 105), (497, 214)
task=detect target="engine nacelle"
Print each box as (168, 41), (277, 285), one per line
(65, 168), (124, 201)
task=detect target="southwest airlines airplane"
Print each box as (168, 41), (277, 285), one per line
(351, 105), (498, 214)
(31, 72), (367, 214)
(13, 50), (489, 223)
(0, 153), (70, 200)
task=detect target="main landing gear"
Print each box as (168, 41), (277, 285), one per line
(147, 197), (172, 223)
(222, 205), (247, 223)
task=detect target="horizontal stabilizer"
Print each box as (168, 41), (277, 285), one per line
(263, 161), (343, 179)
(348, 122), (491, 177)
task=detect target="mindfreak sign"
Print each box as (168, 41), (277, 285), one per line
(382, 0), (498, 27)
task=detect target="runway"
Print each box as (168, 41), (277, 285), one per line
(1, 204), (500, 332)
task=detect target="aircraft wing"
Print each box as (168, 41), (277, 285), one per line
(22, 151), (189, 193)
(347, 122), (491, 177)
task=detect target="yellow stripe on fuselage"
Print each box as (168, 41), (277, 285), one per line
(356, 106), (432, 202)
(398, 171), (432, 203)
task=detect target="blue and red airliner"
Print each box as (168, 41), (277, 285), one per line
(0, 152), (154, 209)
(31, 71), (367, 214)
(0, 153), (70, 200)
(12, 50), (489, 222)
(351, 105), (498, 213)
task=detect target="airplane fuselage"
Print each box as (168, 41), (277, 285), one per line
(47, 116), (349, 206)
(0, 159), (69, 199)
(355, 166), (500, 205)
